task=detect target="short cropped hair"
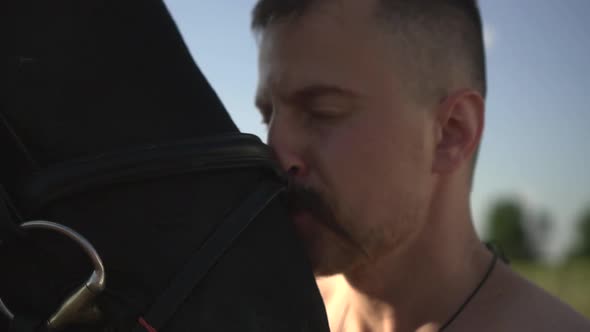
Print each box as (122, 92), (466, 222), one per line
(251, 0), (487, 102)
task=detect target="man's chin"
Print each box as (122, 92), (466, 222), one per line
(291, 211), (318, 238)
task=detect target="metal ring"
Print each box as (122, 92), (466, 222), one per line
(19, 221), (106, 290)
(0, 297), (13, 320)
(0, 220), (105, 327)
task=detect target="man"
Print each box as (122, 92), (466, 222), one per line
(251, 0), (590, 331)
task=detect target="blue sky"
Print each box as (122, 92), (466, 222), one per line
(163, 0), (589, 259)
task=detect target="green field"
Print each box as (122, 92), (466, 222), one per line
(512, 259), (590, 319)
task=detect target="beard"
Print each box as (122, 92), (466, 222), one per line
(284, 177), (364, 275)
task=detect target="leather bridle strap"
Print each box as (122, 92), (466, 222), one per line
(0, 185), (26, 246)
(132, 179), (285, 332)
(10, 134), (282, 216)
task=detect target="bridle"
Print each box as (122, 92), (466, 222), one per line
(0, 133), (285, 331)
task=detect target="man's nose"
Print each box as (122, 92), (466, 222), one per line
(267, 114), (308, 177)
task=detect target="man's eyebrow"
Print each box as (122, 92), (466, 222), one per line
(254, 97), (270, 116)
(254, 93), (272, 124)
(289, 84), (360, 102)
(253, 83), (360, 120)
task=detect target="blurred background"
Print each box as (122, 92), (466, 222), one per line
(163, 0), (590, 317)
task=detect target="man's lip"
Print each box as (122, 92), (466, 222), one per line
(291, 210), (333, 232)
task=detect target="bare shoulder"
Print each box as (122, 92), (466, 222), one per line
(471, 262), (590, 332)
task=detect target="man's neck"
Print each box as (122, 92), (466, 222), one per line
(318, 201), (493, 332)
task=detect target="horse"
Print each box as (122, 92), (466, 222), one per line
(0, 0), (330, 331)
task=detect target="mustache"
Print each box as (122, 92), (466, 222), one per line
(285, 179), (353, 242)
(283, 175), (370, 259)
(285, 180), (331, 220)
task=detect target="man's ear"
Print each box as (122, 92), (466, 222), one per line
(432, 90), (484, 174)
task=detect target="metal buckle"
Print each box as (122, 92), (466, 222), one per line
(0, 221), (106, 330)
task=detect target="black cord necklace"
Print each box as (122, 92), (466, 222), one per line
(438, 250), (499, 331)
(336, 245), (502, 332)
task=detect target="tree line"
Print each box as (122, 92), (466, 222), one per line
(484, 198), (590, 262)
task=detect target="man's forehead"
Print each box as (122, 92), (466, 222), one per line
(256, 12), (379, 97)
(256, 64), (335, 103)
(257, 36), (366, 103)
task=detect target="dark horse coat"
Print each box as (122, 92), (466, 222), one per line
(0, 0), (330, 331)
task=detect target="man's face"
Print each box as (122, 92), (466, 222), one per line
(256, 0), (435, 276)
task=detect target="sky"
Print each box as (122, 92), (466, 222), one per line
(163, 0), (590, 260)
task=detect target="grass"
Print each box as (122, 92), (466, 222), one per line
(511, 259), (590, 319)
